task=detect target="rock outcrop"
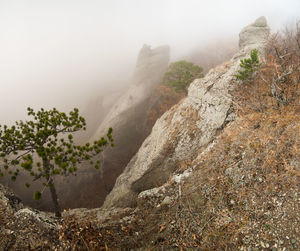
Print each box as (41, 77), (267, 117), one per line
(90, 44), (170, 142)
(102, 17), (270, 209)
(239, 16), (270, 49)
(0, 184), (59, 250)
(75, 91), (122, 144)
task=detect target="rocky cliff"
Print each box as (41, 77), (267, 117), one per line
(56, 44), (171, 209)
(102, 16), (270, 209)
(90, 44), (170, 142)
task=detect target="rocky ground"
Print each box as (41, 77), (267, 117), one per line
(0, 184), (60, 250)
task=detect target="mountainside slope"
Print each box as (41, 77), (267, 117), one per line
(102, 16), (270, 209)
(92, 107), (298, 250)
(1, 16), (300, 250)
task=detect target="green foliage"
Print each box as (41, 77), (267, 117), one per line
(0, 107), (113, 216)
(163, 60), (204, 94)
(235, 49), (259, 81)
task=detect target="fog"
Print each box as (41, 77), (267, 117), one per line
(0, 0), (299, 124)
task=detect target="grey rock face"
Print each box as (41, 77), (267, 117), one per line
(0, 184), (57, 226)
(90, 44), (170, 141)
(134, 44), (170, 85)
(102, 17), (270, 209)
(239, 16), (270, 50)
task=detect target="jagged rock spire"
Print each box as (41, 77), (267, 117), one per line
(239, 16), (270, 49)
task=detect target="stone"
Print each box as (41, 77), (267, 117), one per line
(138, 187), (166, 199)
(71, 45), (171, 208)
(43, 44), (171, 210)
(102, 17), (270, 209)
(15, 208), (56, 229)
(239, 16), (270, 50)
(173, 168), (193, 183)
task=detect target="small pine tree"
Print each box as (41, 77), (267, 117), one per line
(0, 107), (113, 217)
(235, 49), (259, 81)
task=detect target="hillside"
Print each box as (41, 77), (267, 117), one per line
(0, 16), (299, 250)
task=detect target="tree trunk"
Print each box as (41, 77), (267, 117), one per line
(43, 159), (61, 217)
(48, 177), (61, 217)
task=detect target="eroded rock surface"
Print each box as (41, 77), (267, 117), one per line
(91, 44), (170, 141)
(102, 16), (270, 209)
(0, 184), (59, 250)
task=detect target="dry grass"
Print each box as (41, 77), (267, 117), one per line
(234, 21), (300, 114)
(175, 107), (300, 249)
(57, 118), (300, 249)
(56, 28), (300, 250)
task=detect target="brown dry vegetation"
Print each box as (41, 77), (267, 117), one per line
(171, 108), (300, 249)
(56, 25), (300, 250)
(146, 85), (185, 127)
(234, 21), (300, 113)
(0, 202), (7, 226)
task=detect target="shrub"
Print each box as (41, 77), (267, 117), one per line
(163, 60), (204, 95)
(235, 48), (259, 81)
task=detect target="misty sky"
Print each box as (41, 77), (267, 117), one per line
(0, 0), (299, 124)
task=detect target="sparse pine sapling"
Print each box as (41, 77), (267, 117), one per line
(235, 48), (259, 81)
(0, 107), (113, 217)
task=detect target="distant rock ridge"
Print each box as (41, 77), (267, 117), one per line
(102, 16), (271, 209)
(90, 44), (170, 141)
(53, 44), (171, 208)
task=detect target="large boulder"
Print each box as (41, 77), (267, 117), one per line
(102, 17), (270, 209)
